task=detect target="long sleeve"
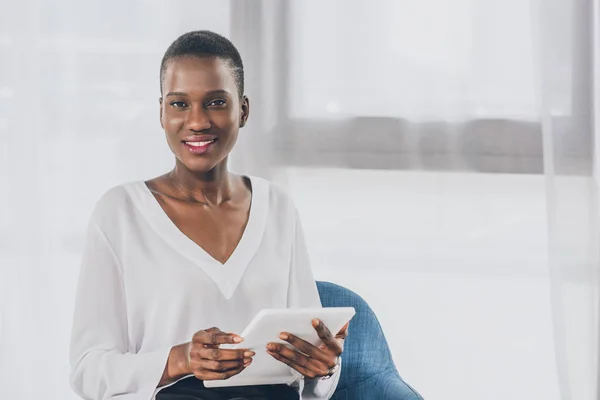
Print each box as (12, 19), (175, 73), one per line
(287, 211), (341, 400)
(69, 220), (171, 400)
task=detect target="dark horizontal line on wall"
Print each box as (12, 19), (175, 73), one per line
(271, 117), (592, 175)
(273, 150), (547, 174)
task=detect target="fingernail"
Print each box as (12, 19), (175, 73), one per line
(266, 343), (276, 350)
(234, 336), (243, 343)
(312, 318), (320, 327)
(244, 358), (252, 365)
(244, 351), (255, 357)
(279, 333), (288, 340)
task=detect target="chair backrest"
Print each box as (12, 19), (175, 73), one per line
(316, 281), (398, 393)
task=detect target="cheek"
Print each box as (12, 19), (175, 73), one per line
(211, 110), (236, 126)
(220, 112), (240, 134)
(162, 112), (184, 132)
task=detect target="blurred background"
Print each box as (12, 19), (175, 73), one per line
(1, 0), (599, 399)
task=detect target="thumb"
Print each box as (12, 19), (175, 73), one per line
(336, 322), (349, 339)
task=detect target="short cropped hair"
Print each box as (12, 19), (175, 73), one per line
(160, 30), (244, 97)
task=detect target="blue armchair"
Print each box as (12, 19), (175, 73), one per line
(316, 281), (423, 400)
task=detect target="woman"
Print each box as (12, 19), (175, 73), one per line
(69, 31), (348, 400)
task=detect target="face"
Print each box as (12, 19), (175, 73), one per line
(160, 56), (249, 174)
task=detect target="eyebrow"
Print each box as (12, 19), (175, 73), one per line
(165, 89), (231, 98)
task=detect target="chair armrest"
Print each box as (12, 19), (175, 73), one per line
(379, 371), (424, 400)
(330, 368), (424, 400)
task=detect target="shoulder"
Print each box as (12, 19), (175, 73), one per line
(89, 181), (141, 227)
(250, 176), (297, 216)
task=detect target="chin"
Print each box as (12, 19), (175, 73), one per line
(170, 140), (231, 173)
(179, 155), (225, 174)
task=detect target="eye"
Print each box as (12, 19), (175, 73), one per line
(169, 101), (188, 108)
(207, 99), (227, 107)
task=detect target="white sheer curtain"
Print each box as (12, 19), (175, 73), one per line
(0, 1), (598, 400)
(288, 0), (546, 121)
(539, 1), (600, 399)
(264, 1), (598, 399)
(0, 2), (233, 399)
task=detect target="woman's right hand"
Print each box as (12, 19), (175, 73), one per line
(161, 327), (255, 386)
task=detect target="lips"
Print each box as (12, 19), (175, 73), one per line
(184, 139), (215, 147)
(182, 136), (218, 155)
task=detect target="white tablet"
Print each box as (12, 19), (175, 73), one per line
(204, 307), (356, 388)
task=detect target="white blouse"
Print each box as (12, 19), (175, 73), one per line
(69, 176), (340, 400)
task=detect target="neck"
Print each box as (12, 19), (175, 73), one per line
(168, 159), (234, 205)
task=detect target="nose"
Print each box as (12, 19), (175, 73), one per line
(186, 105), (211, 132)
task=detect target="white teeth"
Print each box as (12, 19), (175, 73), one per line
(186, 140), (214, 147)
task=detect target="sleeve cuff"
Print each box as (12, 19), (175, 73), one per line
(300, 356), (342, 399)
(137, 348), (176, 400)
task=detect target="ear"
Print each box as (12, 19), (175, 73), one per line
(159, 97), (164, 129)
(239, 96), (250, 128)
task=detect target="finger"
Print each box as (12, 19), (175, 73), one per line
(266, 349), (324, 379)
(197, 358), (250, 373)
(193, 358), (253, 374)
(266, 342), (311, 368)
(336, 322), (349, 340)
(312, 319), (343, 355)
(196, 327), (244, 345)
(193, 347), (255, 361)
(266, 343), (329, 376)
(193, 329), (243, 346)
(202, 328), (225, 347)
(197, 365), (246, 381)
(279, 333), (334, 367)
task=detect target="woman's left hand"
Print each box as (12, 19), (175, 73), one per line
(266, 318), (349, 379)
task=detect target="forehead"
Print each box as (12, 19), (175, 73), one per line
(162, 56), (236, 94)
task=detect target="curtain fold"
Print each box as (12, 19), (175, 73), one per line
(537, 0), (598, 399)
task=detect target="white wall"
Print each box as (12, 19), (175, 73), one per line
(279, 167), (562, 400)
(1, 162), (585, 400)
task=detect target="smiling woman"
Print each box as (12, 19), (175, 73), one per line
(159, 54), (248, 174)
(68, 31), (346, 400)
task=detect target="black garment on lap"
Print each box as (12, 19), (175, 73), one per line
(156, 377), (300, 400)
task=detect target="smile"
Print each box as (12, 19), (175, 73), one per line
(182, 139), (217, 154)
(184, 140), (215, 147)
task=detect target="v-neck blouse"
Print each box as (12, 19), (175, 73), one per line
(69, 176), (340, 400)
(135, 177), (269, 299)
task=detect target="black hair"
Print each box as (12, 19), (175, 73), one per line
(160, 30), (244, 98)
